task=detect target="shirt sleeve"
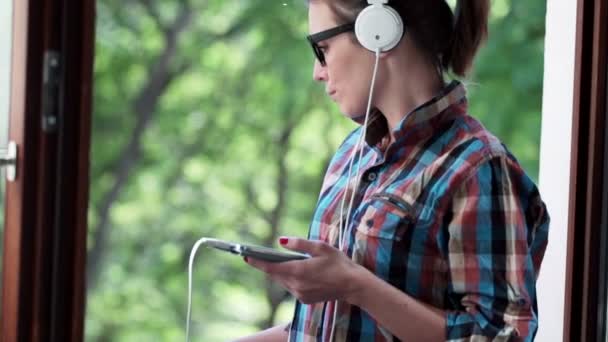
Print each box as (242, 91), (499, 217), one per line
(443, 156), (547, 341)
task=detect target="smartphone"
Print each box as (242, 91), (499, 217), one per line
(203, 238), (310, 263)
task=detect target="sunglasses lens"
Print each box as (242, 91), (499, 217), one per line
(307, 22), (354, 66)
(312, 43), (326, 66)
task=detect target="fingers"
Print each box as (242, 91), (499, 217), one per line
(244, 256), (302, 276)
(244, 257), (282, 274)
(279, 236), (334, 257)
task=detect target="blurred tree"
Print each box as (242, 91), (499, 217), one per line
(87, 0), (547, 341)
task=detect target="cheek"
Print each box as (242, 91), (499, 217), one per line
(327, 43), (377, 114)
(332, 47), (373, 86)
(326, 41), (358, 75)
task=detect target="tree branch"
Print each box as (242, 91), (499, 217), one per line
(259, 101), (306, 329)
(106, 2), (141, 37)
(138, 0), (167, 32)
(244, 183), (273, 225)
(87, 1), (195, 291)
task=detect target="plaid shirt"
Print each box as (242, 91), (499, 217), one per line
(288, 81), (550, 342)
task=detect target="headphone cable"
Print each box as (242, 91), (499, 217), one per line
(331, 48), (381, 342)
(185, 237), (209, 342)
(186, 48), (381, 342)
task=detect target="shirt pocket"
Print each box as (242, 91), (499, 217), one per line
(355, 192), (413, 241)
(352, 192), (414, 279)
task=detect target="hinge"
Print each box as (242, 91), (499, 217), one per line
(42, 50), (61, 132)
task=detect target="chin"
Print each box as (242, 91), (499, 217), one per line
(339, 104), (367, 120)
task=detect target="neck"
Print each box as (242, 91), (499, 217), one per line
(374, 48), (445, 133)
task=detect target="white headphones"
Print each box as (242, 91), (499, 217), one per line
(355, 0), (404, 52)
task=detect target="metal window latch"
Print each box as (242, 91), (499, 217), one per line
(0, 141), (18, 181)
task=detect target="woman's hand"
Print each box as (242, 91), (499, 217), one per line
(244, 237), (366, 305)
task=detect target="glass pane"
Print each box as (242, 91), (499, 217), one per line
(0, 0), (13, 320)
(87, 1), (548, 341)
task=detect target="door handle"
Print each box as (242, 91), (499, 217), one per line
(0, 141), (17, 181)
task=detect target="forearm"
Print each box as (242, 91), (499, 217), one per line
(348, 266), (446, 342)
(233, 324), (289, 342)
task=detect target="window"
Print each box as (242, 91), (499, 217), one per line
(2, 0), (606, 341)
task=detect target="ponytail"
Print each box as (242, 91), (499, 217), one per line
(444, 0), (490, 77)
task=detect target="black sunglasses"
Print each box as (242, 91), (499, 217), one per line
(306, 23), (355, 66)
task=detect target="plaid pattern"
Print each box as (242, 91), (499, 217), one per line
(288, 81), (550, 342)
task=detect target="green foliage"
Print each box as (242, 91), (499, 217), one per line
(470, 0), (547, 177)
(87, 0), (546, 340)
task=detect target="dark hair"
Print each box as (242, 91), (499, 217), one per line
(309, 0), (490, 78)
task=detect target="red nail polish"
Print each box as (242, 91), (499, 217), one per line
(279, 237), (288, 245)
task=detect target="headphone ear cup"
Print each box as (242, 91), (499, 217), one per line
(355, 4), (404, 52)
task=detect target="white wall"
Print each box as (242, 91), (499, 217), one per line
(0, 0), (12, 146)
(536, 0), (578, 341)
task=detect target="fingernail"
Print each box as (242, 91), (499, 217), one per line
(279, 237), (288, 245)
(243, 256), (248, 263)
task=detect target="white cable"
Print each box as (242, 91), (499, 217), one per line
(330, 48), (381, 342)
(186, 237), (209, 342)
(186, 50), (381, 342)
(337, 48), (381, 251)
(337, 135), (364, 249)
(343, 48), (381, 248)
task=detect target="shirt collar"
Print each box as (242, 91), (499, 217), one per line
(351, 80), (467, 147)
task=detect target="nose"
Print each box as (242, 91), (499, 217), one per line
(312, 59), (327, 82)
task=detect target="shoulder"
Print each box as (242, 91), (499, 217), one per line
(446, 115), (527, 183)
(436, 113), (514, 172)
(423, 114), (539, 210)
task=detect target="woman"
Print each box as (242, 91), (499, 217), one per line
(238, 0), (549, 341)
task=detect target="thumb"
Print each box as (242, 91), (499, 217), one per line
(278, 236), (332, 257)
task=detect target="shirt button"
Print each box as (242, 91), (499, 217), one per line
(366, 172), (377, 182)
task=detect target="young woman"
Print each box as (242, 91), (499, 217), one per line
(238, 0), (549, 341)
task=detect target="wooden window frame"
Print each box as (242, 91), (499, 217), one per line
(564, 0), (608, 341)
(1, 0), (94, 341)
